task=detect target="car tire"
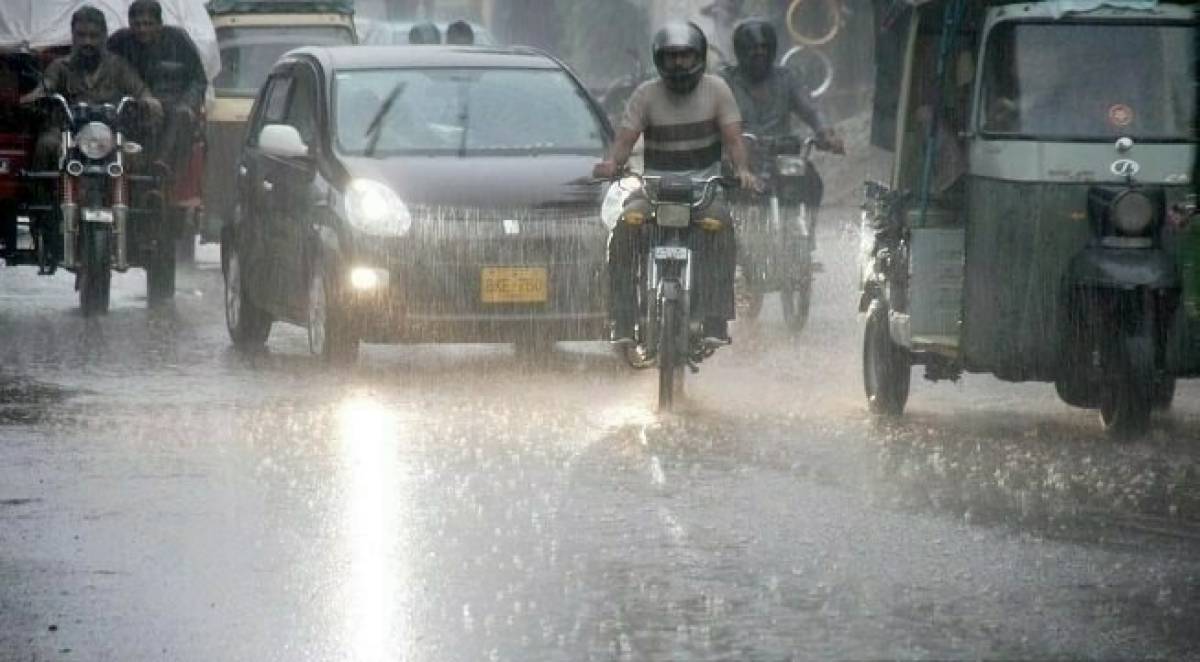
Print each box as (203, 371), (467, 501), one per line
(223, 240), (271, 348)
(308, 262), (359, 366)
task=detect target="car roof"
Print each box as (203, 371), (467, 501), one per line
(288, 45), (561, 71)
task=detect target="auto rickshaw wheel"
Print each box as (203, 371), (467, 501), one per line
(863, 300), (910, 416)
(222, 240), (271, 348)
(78, 225), (112, 316)
(1151, 377), (1176, 411)
(1099, 334), (1154, 439)
(147, 240), (177, 305)
(307, 263), (359, 366)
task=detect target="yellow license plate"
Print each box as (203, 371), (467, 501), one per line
(481, 267), (547, 303)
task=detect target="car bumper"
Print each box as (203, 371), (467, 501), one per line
(339, 213), (609, 343)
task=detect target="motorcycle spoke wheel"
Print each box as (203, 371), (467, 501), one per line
(78, 226), (111, 316)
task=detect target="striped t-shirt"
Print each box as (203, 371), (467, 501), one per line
(620, 74), (742, 172)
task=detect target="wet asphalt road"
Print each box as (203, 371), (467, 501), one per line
(2, 217), (1200, 661)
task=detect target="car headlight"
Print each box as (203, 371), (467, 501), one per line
(344, 179), (412, 237)
(1111, 190), (1154, 236)
(600, 177), (642, 230)
(76, 122), (115, 160)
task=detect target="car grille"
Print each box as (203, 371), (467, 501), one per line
(399, 205), (607, 317)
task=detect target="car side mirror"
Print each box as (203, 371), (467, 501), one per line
(259, 123), (309, 159)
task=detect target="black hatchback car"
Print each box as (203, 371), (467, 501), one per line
(222, 46), (612, 362)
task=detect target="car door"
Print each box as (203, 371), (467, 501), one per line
(262, 61), (322, 319)
(238, 71), (293, 316)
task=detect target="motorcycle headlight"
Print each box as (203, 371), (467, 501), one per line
(76, 122), (115, 160)
(344, 179), (412, 237)
(1111, 190), (1154, 236)
(600, 177), (641, 230)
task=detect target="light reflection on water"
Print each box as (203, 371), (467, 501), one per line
(337, 392), (409, 662)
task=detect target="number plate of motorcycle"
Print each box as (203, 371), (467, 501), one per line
(481, 267), (548, 304)
(82, 208), (114, 224)
(656, 203), (690, 228)
(776, 156), (807, 177)
(653, 246), (689, 261)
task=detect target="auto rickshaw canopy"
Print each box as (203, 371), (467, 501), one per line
(205, 0), (354, 16)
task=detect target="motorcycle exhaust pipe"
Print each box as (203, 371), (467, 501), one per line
(60, 173), (78, 268)
(111, 169), (129, 270)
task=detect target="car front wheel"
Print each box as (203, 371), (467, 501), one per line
(223, 241), (272, 348)
(308, 262), (359, 365)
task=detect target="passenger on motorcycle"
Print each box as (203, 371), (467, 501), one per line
(107, 0), (206, 176)
(720, 18), (843, 247)
(21, 6), (163, 171)
(593, 21), (757, 346)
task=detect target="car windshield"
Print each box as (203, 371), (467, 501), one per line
(979, 22), (1196, 141)
(214, 25), (355, 97)
(333, 67), (605, 156)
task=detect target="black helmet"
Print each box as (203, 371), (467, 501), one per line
(732, 18), (777, 83)
(408, 21), (441, 45)
(652, 22), (708, 94)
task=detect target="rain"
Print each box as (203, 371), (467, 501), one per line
(2, 0), (1199, 660)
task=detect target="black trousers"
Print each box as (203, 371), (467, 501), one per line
(607, 194), (737, 326)
(156, 102), (196, 173)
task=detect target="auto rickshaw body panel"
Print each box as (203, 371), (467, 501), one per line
(879, 1), (1198, 380)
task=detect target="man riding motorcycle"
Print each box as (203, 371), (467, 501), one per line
(720, 18), (843, 249)
(22, 6), (163, 171)
(593, 21), (756, 346)
(107, 0), (206, 175)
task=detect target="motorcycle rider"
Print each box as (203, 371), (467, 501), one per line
(107, 0), (207, 176)
(22, 6), (162, 172)
(720, 18), (843, 248)
(593, 21), (757, 346)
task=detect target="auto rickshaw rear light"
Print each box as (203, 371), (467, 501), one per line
(624, 210), (646, 225)
(1111, 190), (1154, 236)
(698, 217), (724, 232)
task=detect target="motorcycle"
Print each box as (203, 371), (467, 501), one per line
(732, 134), (824, 332)
(602, 172), (736, 411)
(23, 94), (173, 315)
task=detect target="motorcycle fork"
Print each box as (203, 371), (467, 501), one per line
(111, 150), (129, 270)
(60, 173), (78, 269)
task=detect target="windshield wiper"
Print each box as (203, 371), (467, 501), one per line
(363, 82), (406, 157)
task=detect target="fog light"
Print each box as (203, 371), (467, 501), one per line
(349, 266), (388, 291)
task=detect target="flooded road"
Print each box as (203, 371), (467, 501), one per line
(2, 217), (1199, 661)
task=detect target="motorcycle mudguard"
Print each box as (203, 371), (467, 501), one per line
(1066, 248), (1180, 291)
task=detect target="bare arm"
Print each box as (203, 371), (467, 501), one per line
(720, 121), (757, 189)
(593, 127), (641, 178)
(607, 127), (641, 170)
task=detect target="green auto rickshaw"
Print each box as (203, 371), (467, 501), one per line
(860, 0), (1198, 437)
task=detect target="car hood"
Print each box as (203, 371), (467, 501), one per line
(339, 155), (603, 210)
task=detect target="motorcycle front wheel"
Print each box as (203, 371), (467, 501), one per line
(78, 224), (112, 316)
(657, 294), (685, 411)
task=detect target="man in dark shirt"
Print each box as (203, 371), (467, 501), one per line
(23, 6), (161, 170)
(108, 0), (207, 174)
